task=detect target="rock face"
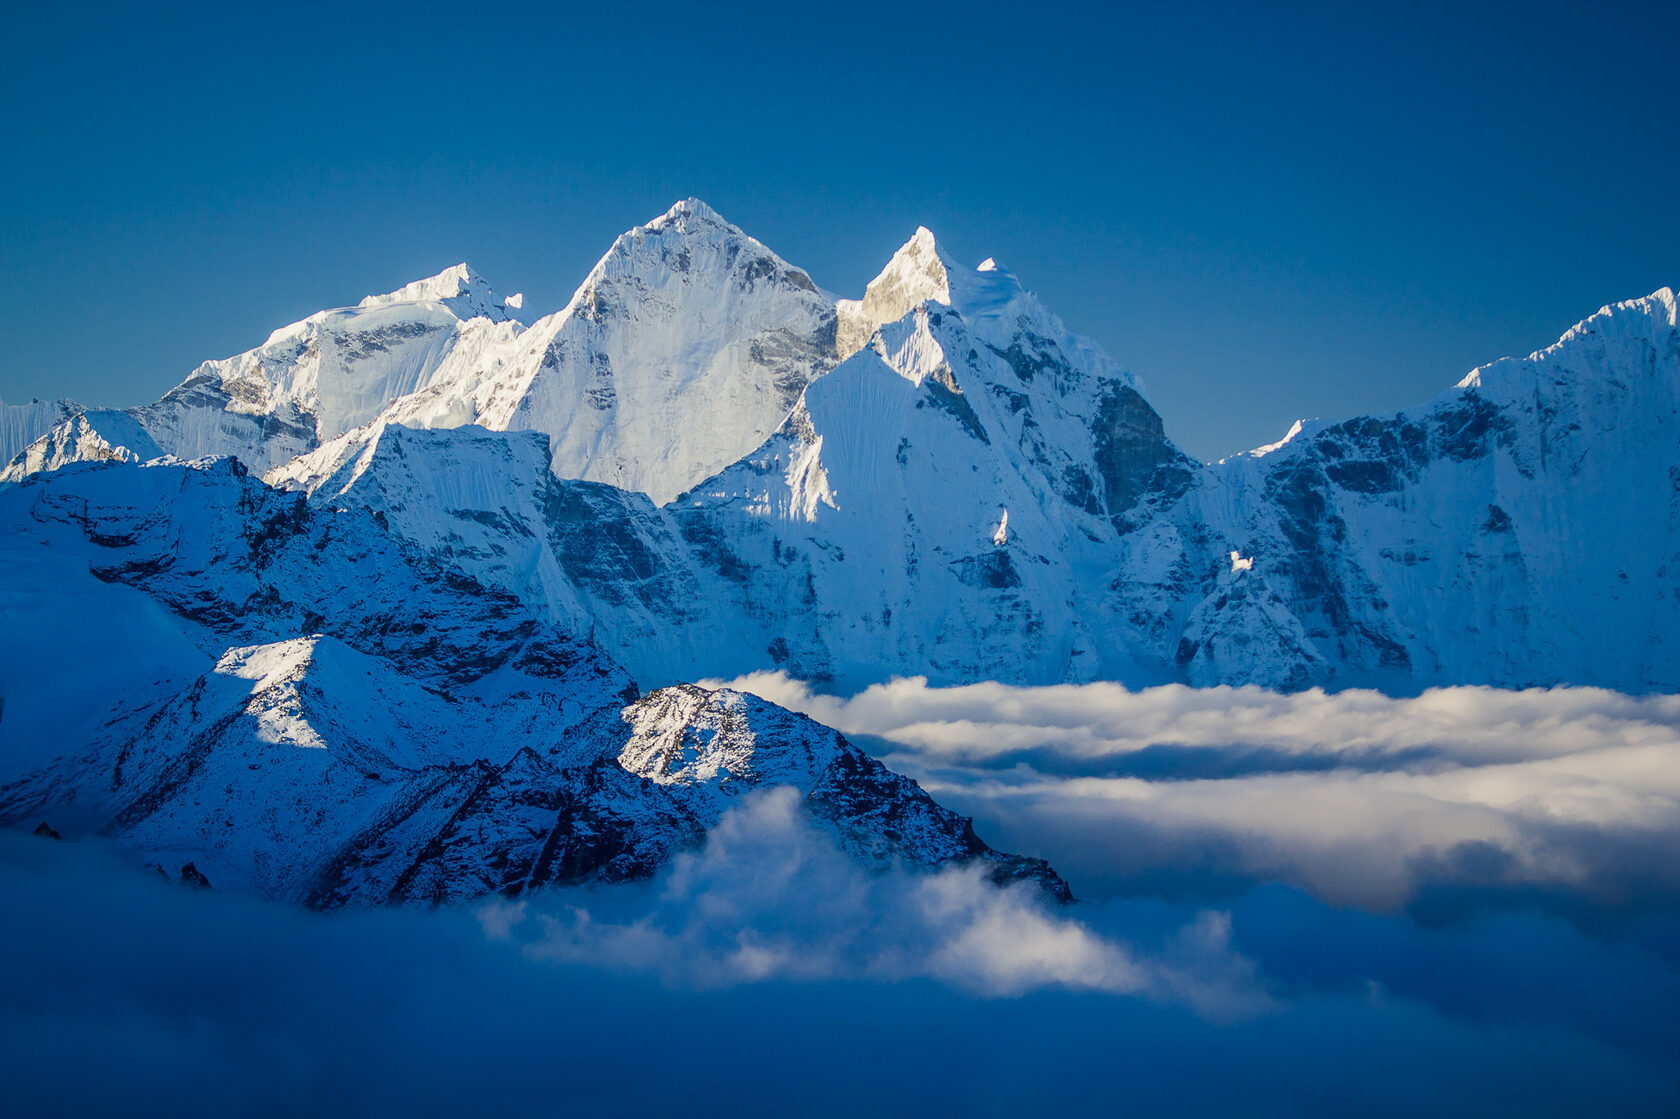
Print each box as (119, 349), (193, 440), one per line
(0, 457), (1065, 906)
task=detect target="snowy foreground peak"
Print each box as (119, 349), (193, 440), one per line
(0, 455), (1066, 906)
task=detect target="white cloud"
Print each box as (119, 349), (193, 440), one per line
(706, 674), (1680, 912)
(483, 787), (1262, 1005)
(5, 828), (1676, 1117)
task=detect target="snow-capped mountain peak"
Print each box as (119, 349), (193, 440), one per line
(355, 262), (519, 324)
(2, 264), (527, 480)
(641, 195), (741, 235)
(838, 226), (951, 358)
(0, 394), (81, 465)
(369, 199), (841, 505)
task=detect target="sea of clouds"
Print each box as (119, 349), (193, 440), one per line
(717, 674), (1680, 919)
(4, 677), (1679, 1115)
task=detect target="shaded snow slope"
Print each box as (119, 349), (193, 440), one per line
(0, 457), (1066, 905)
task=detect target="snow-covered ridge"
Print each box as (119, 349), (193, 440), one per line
(2, 263), (524, 480)
(4, 201), (1676, 699)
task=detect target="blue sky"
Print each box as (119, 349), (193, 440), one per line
(2, 0), (1674, 460)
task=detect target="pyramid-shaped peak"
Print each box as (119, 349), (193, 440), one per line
(647, 196), (737, 232)
(904, 225), (939, 251)
(576, 197), (823, 308)
(836, 227), (955, 358)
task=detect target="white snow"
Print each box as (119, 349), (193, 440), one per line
(363, 198), (840, 506)
(8, 202), (1677, 700)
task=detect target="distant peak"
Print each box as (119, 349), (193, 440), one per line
(648, 197), (734, 232)
(835, 229), (955, 359)
(1647, 285), (1677, 323)
(356, 263), (516, 323)
(878, 228), (955, 302)
(359, 263), (481, 307)
(570, 196), (822, 317)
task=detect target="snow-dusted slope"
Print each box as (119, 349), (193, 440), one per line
(3, 265), (521, 480)
(376, 199), (839, 504)
(0, 456), (1065, 904)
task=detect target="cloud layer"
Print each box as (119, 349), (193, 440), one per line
(4, 819), (1678, 1117)
(9, 676), (1680, 1114)
(708, 674), (1680, 914)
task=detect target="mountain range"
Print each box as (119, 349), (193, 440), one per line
(2, 198), (1674, 905)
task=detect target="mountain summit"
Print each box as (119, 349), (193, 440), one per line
(5, 202), (1679, 700)
(366, 199), (840, 503)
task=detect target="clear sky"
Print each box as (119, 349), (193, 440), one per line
(2, 0), (1674, 462)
